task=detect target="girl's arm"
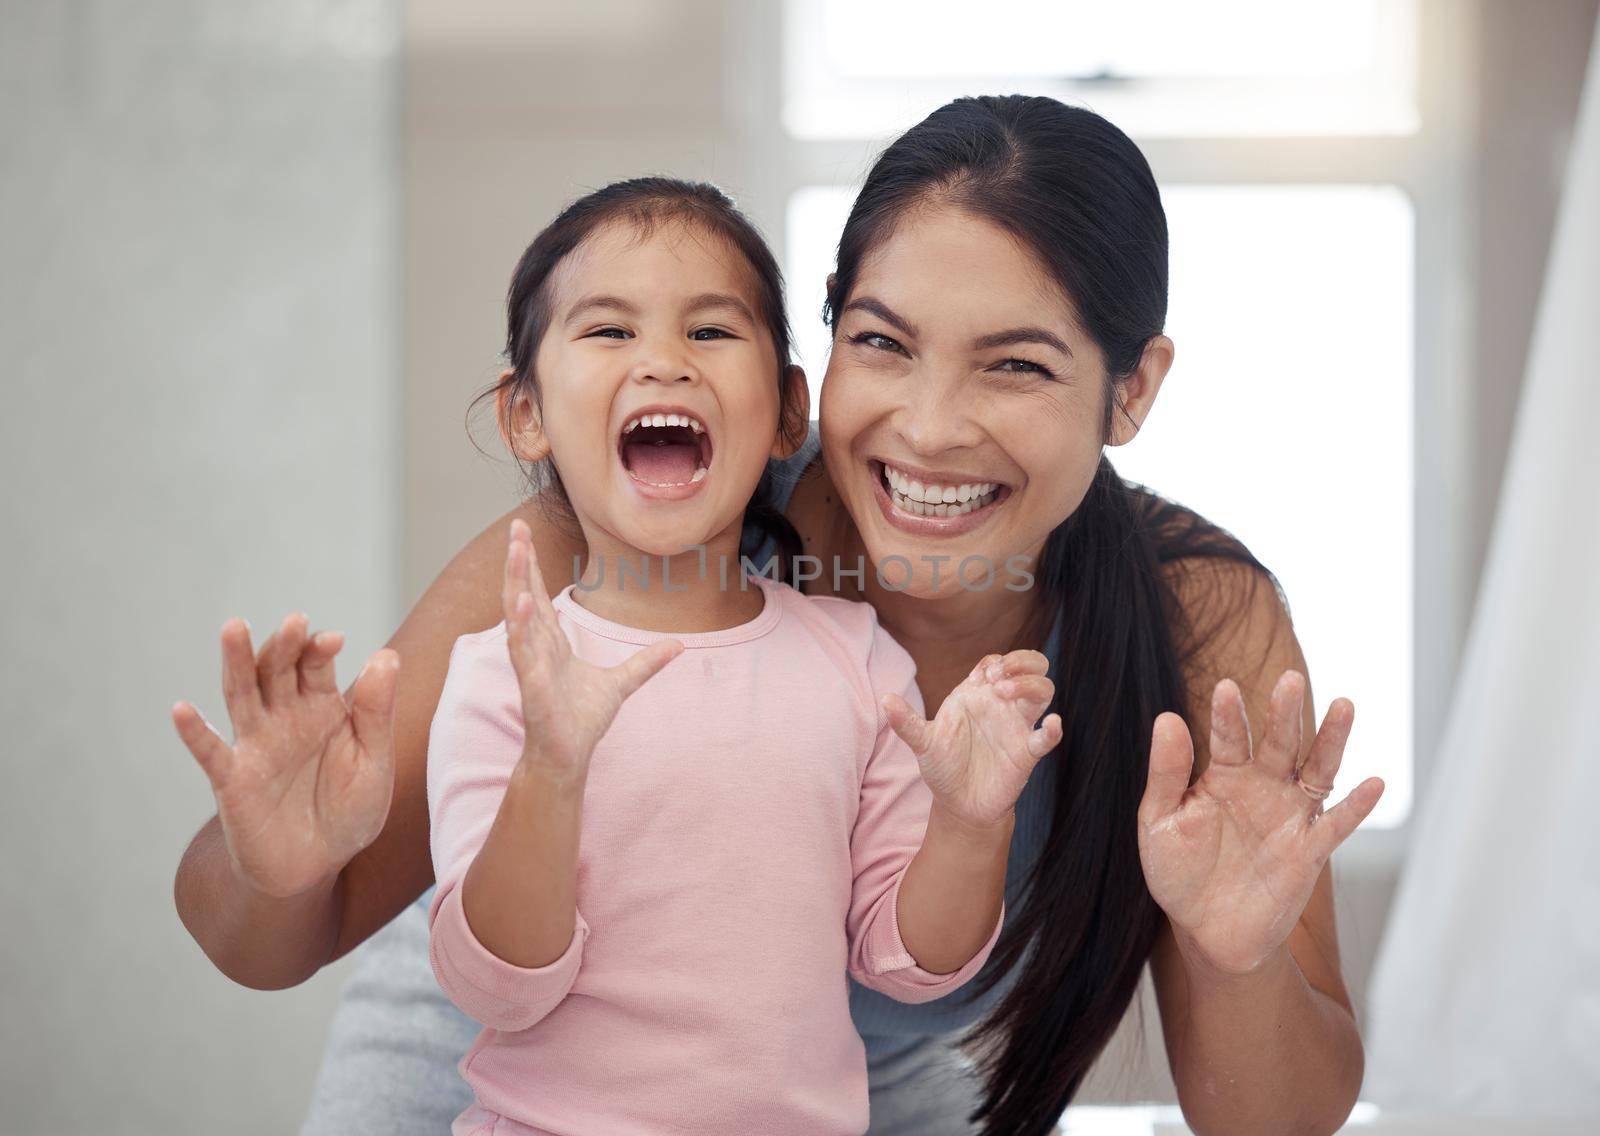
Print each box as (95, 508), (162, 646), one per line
(427, 522), (677, 1030)
(847, 630), (1060, 998)
(1142, 562), (1381, 1136)
(173, 500), (583, 989)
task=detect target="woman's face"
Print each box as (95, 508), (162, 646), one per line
(820, 203), (1117, 599)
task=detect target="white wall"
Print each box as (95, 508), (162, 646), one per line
(0, 3), (400, 1133)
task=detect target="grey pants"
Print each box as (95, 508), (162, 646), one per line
(300, 900), (985, 1136)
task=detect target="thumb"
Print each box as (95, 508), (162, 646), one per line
(1140, 711), (1194, 827)
(609, 639), (683, 702)
(882, 692), (931, 756)
(348, 649), (400, 768)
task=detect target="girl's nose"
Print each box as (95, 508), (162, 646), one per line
(627, 341), (699, 386)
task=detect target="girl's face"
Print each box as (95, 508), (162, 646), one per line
(515, 220), (800, 557)
(820, 203), (1166, 599)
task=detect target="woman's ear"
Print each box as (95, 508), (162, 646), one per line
(772, 364), (812, 460)
(1107, 335), (1174, 447)
(496, 372), (552, 462)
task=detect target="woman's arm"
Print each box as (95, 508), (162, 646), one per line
(1146, 561), (1375, 1136)
(173, 499), (584, 989)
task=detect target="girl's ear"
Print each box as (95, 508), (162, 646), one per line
(772, 364), (812, 460)
(1107, 335), (1174, 447)
(496, 372), (552, 462)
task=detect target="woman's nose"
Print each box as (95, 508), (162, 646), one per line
(894, 372), (984, 456)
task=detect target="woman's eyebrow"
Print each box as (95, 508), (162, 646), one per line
(565, 294), (639, 324)
(972, 326), (1074, 359)
(683, 292), (756, 323)
(842, 296), (919, 339)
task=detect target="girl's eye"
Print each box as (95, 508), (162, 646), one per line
(992, 357), (1055, 379)
(847, 330), (905, 355)
(588, 326), (632, 340)
(689, 327), (733, 341)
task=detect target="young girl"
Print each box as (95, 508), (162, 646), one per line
(419, 179), (1057, 1134)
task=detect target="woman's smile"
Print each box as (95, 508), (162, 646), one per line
(866, 458), (1012, 536)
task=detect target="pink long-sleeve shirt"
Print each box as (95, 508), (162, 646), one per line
(426, 572), (1002, 1136)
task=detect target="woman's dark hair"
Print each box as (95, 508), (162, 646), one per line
(470, 176), (805, 576)
(827, 96), (1273, 1134)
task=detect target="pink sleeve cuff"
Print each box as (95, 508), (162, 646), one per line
(427, 881), (587, 1031)
(856, 874), (1004, 1003)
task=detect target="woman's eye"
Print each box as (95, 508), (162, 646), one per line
(848, 330), (905, 354)
(689, 327), (732, 341)
(993, 357), (1054, 378)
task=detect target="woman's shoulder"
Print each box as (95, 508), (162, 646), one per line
(1131, 487), (1304, 764)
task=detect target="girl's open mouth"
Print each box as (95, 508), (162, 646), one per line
(618, 409), (714, 494)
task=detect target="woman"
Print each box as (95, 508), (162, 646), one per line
(175, 95), (1382, 1136)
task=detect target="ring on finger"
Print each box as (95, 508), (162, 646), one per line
(1293, 771), (1333, 800)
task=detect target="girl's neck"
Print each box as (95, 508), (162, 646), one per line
(565, 525), (765, 634)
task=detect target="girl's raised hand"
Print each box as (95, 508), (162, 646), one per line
(884, 650), (1062, 830)
(171, 614), (399, 899)
(502, 519), (682, 784)
(1137, 672), (1385, 977)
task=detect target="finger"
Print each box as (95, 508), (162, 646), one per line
(517, 520), (559, 621)
(970, 654), (1003, 683)
(991, 649), (1050, 679)
(1256, 670), (1305, 780)
(995, 674), (1054, 719)
(219, 618), (264, 732)
(608, 639), (684, 701)
(348, 649), (400, 773)
(1309, 776), (1385, 859)
(258, 613), (309, 708)
(297, 630), (345, 696)
(882, 692), (931, 756)
(1207, 678), (1252, 767)
(1297, 697), (1355, 791)
(172, 701), (235, 788)
(1027, 712), (1063, 758)
(1139, 711), (1194, 825)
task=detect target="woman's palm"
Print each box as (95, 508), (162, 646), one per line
(173, 615), (399, 898)
(1138, 672), (1385, 974)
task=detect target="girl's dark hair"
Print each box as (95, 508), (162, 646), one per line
(827, 96), (1272, 1134)
(470, 176), (805, 576)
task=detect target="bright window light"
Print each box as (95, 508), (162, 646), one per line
(784, 0), (1416, 138)
(785, 184), (1414, 827)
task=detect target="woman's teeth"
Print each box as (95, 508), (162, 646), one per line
(883, 464), (1001, 517)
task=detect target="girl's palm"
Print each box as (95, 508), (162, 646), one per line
(172, 614), (399, 899)
(501, 521), (681, 782)
(885, 651), (1062, 829)
(1137, 672), (1385, 975)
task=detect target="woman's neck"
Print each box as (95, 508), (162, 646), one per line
(842, 524), (1046, 714)
(565, 525), (765, 633)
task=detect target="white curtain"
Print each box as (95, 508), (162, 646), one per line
(1364, 10), (1600, 1119)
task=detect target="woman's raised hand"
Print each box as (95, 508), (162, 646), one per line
(884, 650), (1063, 830)
(502, 519), (681, 784)
(1137, 671), (1385, 976)
(172, 615), (400, 899)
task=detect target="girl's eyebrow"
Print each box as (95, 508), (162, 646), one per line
(684, 292), (756, 324)
(565, 294), (639, 324)
(842, 296), (919, 339)
(972, 326), (1074, 359)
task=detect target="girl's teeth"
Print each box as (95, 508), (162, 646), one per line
(690, 467), (706, 483)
